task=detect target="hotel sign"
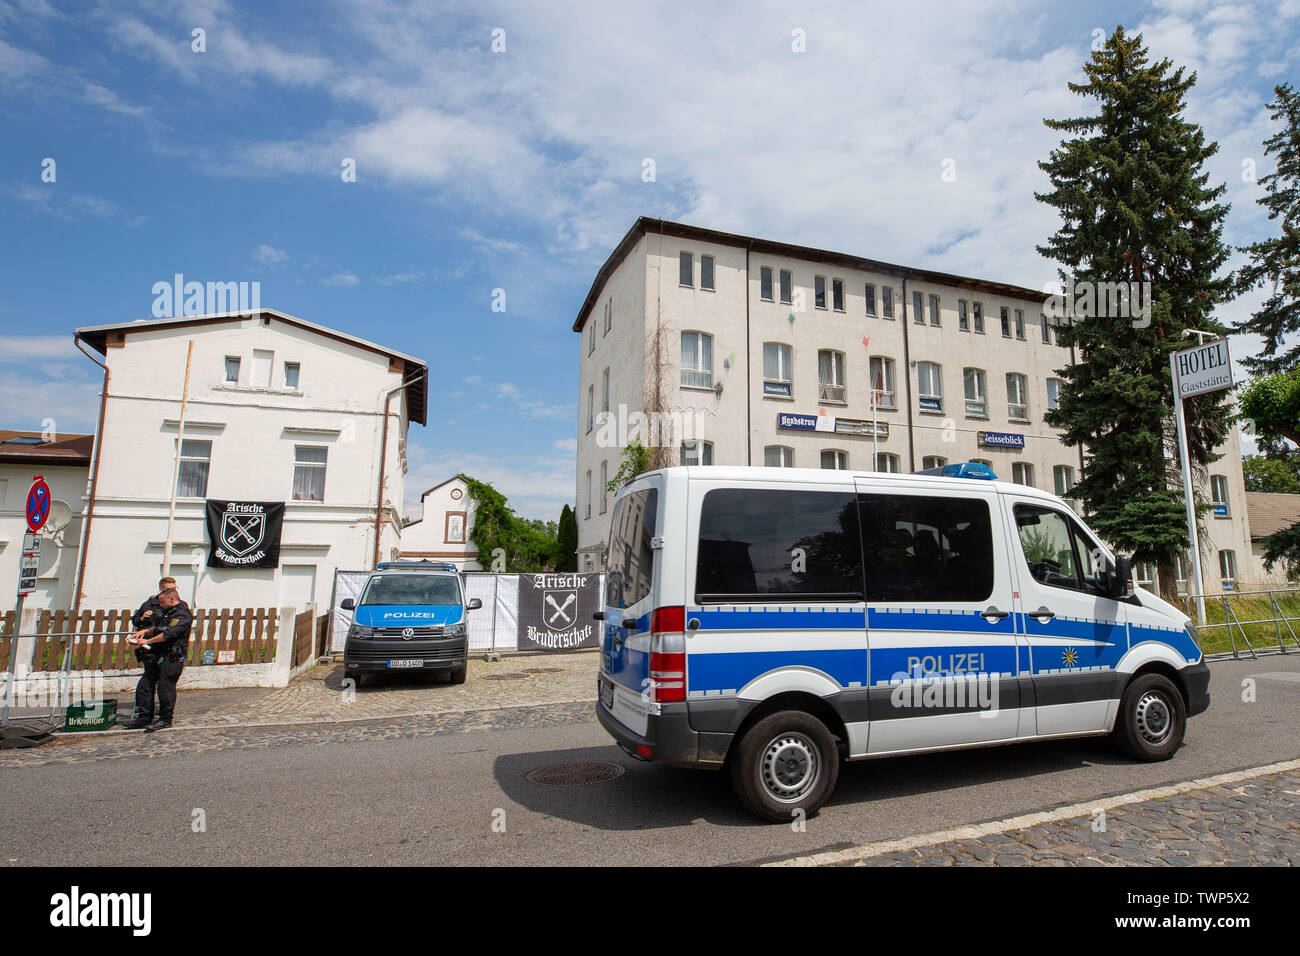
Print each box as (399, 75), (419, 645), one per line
(1172, 338), (1233, 399)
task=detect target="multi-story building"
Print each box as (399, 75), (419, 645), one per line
(573, 217), (1258, 595)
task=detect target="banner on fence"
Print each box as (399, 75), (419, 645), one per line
(516, 573), (601, 651)
(205, 500), (285, 569)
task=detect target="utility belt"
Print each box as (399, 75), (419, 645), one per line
(136, 643), (188, 664)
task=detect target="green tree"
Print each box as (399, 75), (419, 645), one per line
(1242, 453), (1300, 494)
(555, 504), (578, 572)
(1037, 27), (1235, 601)
(606, 439), (656, 493)
(460, 474), (558, 572)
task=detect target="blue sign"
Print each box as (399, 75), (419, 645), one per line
(764, 382), (792, 398)
(25, 476), (51, 533)
(777, 413), (818, 431)
(978, 431), (1025, 449)
(1213, 504), (1228, 518)
(918, 397), (943, 413)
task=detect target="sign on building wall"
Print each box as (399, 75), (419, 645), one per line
(978, 431), (1026, 449)
(516, 573), (600, 650)
(205, 500), (285, 569)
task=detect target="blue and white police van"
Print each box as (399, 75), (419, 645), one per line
(595, 464), (1210, 822)
(341, 562), (481, 685)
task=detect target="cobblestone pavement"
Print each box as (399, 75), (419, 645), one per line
(773, 763), (1300, 867)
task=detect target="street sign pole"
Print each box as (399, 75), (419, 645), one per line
(1170, 353), (1207, 625)
(4, 476), (49, 727)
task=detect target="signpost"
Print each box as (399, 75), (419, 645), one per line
(1170, 337), (1234, 624)
(4, 477), (50, 726)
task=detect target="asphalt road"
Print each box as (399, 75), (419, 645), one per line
(2, 655), (1297, 866)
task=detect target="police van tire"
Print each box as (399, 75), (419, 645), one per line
(1113, 673), (1185, 761)
(449, 665), (467, 684)
(730, 710), (839, 823)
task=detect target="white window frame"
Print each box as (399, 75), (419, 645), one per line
(1046, 378), (1063, 412)
(928, 294), (940, 326)
(224, 356), (241, 384)
(958, 299), (969, 331)
(679, 251), (693, 287)
(701, 254), (715, 291)
(922, 456), (947, 470)
(1014, 309), (1025, 340)
(818, 349), (846, 404)
(815, 275), (828, 310)
(587, 385), (594, 433)
(765, 445), (794, 468)
(176, 439), (211, 498)
(917, 361), (943, 412)
(763, 342), (793, 389)
(760, 266), (774, 302)
(780, 269), (793, 305)
(1211, 475), (1230, 516)
(283, 361), (300, 390)
(681, 440), (713, 466)
(820, 449), (849, 470)
(1053, 465), (1075, 497)
(882, 287), (894, 319)
(875, 452), (900, 473)
(912, 291), (924, 325)
(865, 284), (877, 316)
(832, 278), (845, 312)
(1007, 373), (1029, 420)
(972, 301), (985, 334)
(963, 367), (987, 417)
(602, 368), (610, 414)
(291, 445), (328, 502)
(869, 356), (896, 409)
(681, 331), (714, 389)
(1012, 462), (1034, 487)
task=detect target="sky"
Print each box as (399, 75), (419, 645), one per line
(0, 0), (1296, 521)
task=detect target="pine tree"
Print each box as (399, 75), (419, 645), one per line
(1233, 83), (1300, 375)
(1037, 27), (1235, 600)
(556, 504), (578, 572)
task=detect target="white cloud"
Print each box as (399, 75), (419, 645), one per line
(553, 438), (577, 452)
(7, 184), (118, 219)
(321, 272), (359, 286)
(403, 444), (573, 523)
(0, 336), (81, 362)
(253, 244), (289, 266)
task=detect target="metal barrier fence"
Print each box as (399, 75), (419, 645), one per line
(1183, 588), (1300, 660)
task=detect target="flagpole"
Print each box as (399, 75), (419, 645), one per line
(162, 340), (194, 578)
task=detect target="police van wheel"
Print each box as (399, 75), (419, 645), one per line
(1113, 673), (1185, 761)
(448, 665), (467, 685)
(730, 711), (839, 823)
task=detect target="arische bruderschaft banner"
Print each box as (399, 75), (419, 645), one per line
(517, 572), (601, 650)
(205, 500), (285, 569)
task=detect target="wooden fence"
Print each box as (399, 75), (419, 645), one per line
(292, 609), (330, 668)
(0, 608), (280, 671)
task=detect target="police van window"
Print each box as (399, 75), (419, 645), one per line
(857, 494), (994, 602)
(360, 575), (461, 606)
(695, 490), (863, 602)
(606, 488), (658, 609)
(1014, 505), (1105, 594)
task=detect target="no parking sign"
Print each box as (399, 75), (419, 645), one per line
(26, 475), (51, 533)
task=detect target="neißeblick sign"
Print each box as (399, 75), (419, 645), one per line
(517, 573), (600, 650)
(1172, 338), (1233, 398)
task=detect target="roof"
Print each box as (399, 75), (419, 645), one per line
(573, 216), (1052, 333)
(420, 474), (468, 500)
(0, 430), (93, 466)
(74, 308), (428, 426)
(1245, 492), (1300, 539)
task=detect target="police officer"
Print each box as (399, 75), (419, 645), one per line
(122, 587), (193, 732)
(130, 576), (179, 644)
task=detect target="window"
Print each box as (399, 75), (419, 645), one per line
(765, 446), (794, 467)
(763, 342), (793, 396)
(1000, 307), (1011, 338)
(865, 284), (877, 316)
(1007, 373), (1029, 419)
(875, 453), (900, 473)
(1053, 465), (1075, 497)
(958, 300), (969, 331)
(760, 266), (773, 301)
(1176, 553), (1190, 589)
(603, 300), (612, 334)
(1219, 549), (1237, 585)
(922, 456), (947, 470)
(1012, 462), (1034, 487)
(1053, 318), (1064, 346)
(681, 332), (713, 388)
(832, 278), (845, 312)
(917, 362), (943, 412)
(1134, 561), (1156, 591)
(1040, 312), (1051, 344)
(1014, 309), (1025, 340)
(1211, 475), (1230, 516)
(600, 461), (608, 514)
(606, 488), (658, 608)
(780, 269), (793, 305)
(972, 301), (984, 334)
(963, 368), (987, 416)
(882, 287), (894, 319)
(1014, 505), (1106, 595)
(292, 445), (327, 501)
(585, 471), (591, 519)
(815, 275), (827, 310)
(1046, 378), (1062, 412)
(695, 489), (863, 601)
(701, 255), (715, 291)
(601, 368), (610, 413)
(912, 291), (924, 325)
(929, 294), (940, 326)
(176, 439), (211, 497)
(587, 385), (594, 433)
(869, 356), (896, 409)
(283, 362), (300, 389)
(681, 440), (714, 465)
(818, 350), (846, 403)
(224, 356), (240, 384)
(858, 494), (995, 602)
(820, 449), (849, 470)
(587, 321), (595, 355)
(679, 251), (693, 287)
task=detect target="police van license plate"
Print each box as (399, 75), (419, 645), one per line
(387, 659), (424, 669)
(600, 677), (614, 710)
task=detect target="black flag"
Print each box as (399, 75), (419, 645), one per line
(205, 500), (285, 569)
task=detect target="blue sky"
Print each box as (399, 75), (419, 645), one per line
(1, 0), (1296, 520)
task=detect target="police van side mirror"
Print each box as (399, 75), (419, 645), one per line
(341, 598), (355, 611)
(1107, 554), (1134, 600)
(466, 598), (483, 611)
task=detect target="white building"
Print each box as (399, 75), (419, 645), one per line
(70, 309), (427, 612)
(573, 217), (1258, 595)
(0, 431), (92, 612)
(399, 475), (482, 570)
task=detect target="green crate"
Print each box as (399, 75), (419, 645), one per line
(61, 699), (118, 732)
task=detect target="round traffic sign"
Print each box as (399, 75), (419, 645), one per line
(26, 476), (51, 533)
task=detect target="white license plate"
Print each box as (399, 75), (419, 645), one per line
(387, 659), (424, 669)
(600, 678), (614, 709)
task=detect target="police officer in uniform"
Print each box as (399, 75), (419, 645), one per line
(129, 576), (179, 644)
(122, 587), (193, 732)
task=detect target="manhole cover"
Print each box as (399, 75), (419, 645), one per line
(523, 667), (563, 674)
(483, 673), (529, 681)
(526, 762), (626, 786)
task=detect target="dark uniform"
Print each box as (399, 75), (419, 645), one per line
(130, 601), (193, 726)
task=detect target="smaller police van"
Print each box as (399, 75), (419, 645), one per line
(595, 464), (1211, 822)
(341, 561), (481, 684)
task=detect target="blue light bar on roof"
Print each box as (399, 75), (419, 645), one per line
(376, 561), (458, 571)
(914, 462), (998, 480)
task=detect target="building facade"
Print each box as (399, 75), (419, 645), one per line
(573, 217), (1258, 595)
(71, 309), (427, 612)
(399, 475), (482, 570)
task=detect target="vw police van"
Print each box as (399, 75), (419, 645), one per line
(595, 464), (1210, 822)
(341, 562), (481, 684)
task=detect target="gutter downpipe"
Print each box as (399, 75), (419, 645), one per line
(900, 272), (917, 473)
(373, 367), (428, 568)
(72, 334), (109, 618)
(745, 239), (753, 465)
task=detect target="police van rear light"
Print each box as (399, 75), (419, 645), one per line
(650, 606), (686, 703)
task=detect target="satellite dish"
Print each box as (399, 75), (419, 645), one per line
(46, 500), (73, 534)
